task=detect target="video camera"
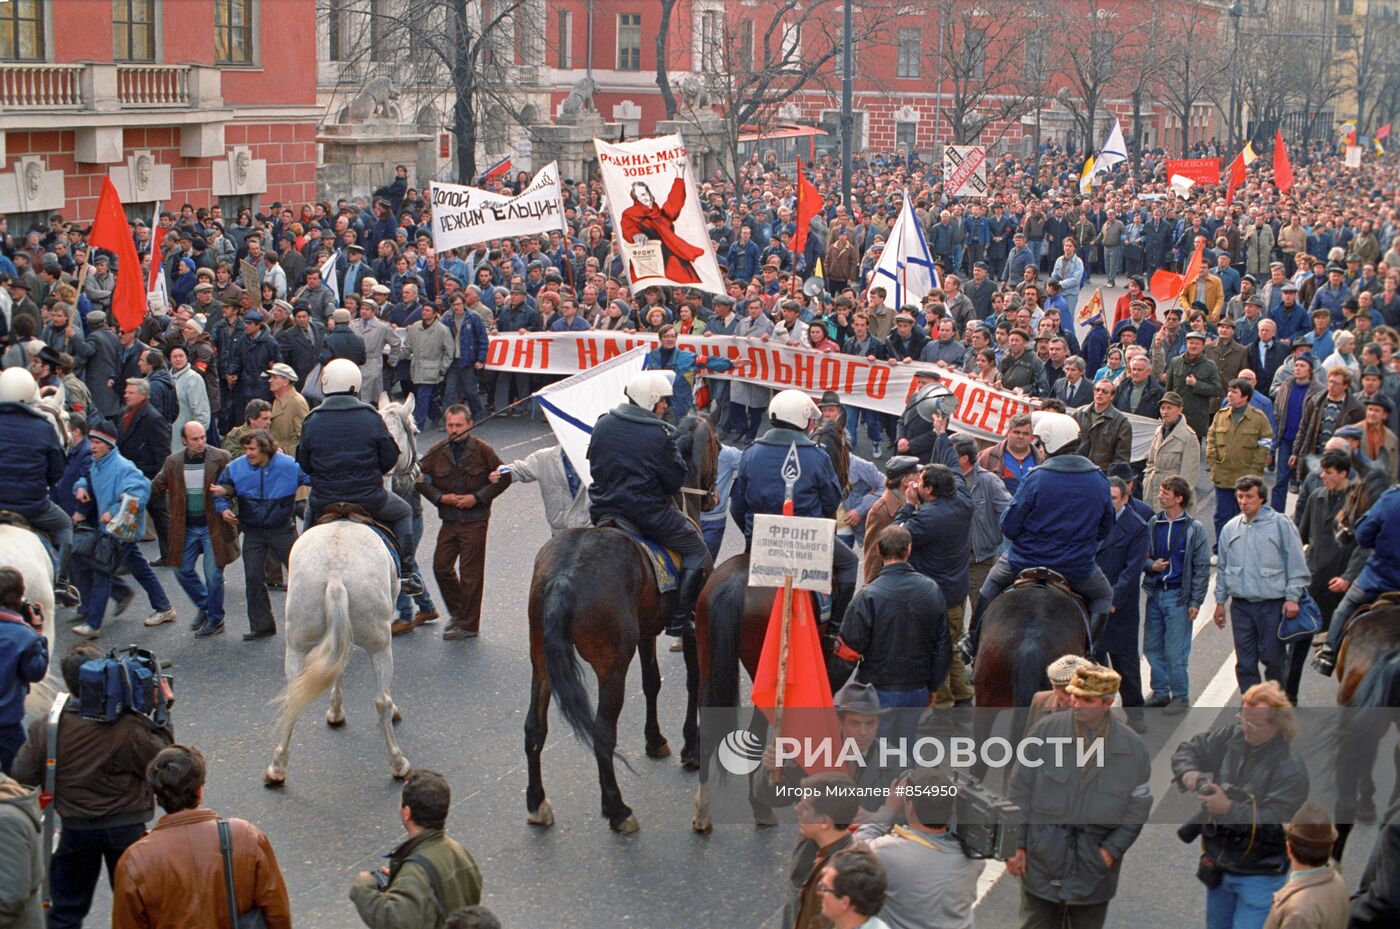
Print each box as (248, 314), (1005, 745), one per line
(1177, 778), (1251, 844)
(949, 771), (1023, 861)
(78, 645), (173, 728)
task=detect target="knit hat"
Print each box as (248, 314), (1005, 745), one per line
(1046, 654), (1095, 687)
(89, 421), (118, 447)
(1065, 664), (1121, 697)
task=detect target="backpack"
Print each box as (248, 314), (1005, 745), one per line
(78, 645), (170, 727)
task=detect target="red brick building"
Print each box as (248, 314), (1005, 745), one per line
(538, 0), (1224, 160)
(0, 0), (320, 227)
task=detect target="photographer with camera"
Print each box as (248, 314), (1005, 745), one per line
(854, 768), (984, 929)
(0, 567), (48, 774)
(1170, 681), (1310, 929)
(11, 644), (172, 929)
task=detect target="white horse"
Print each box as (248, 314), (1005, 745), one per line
(5, 525), (59, 726)
(263, 394), (418, 785)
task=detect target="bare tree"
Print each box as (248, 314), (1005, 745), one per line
(924, 0), (1043, 146)
(1051, 0), (1139, 155)
(322, 0), (542, 184)
(1155, 1), (1230, 154)
(1342, 9), (1400, 134)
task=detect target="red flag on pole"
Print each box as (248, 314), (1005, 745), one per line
(1378, 123), (1392, 141)
(751, 500), (842, 775)
(1150, 239), (1205, 305)
(790, 157), (823, 256)
(88, 178), (146, 332)
(1273, 130), (1293, 192)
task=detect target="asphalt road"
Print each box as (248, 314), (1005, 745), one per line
(58, 282), (1386, 928)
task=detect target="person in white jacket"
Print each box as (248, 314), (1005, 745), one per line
(167, 344), (211, 448)
(489, 446), (590, 534)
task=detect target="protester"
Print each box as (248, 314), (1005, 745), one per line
(1206, 380), (1275, 545)
(1143, 476), (1212, 713)
(0, 568), (46, 773)
(0, 769), (43, 927)
(782, 771), (860, 929)
(1261, 802), (1348, 929)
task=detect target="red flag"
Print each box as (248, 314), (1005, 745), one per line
(1273, 130), (1293, 192)
(1377, 122), (1392, 141)
(790, 157), (823, 256)
(751, 502), (841, 775)
(1150, 239), (1205, 304)
(1225, 152), (1245, 204)
(88, 178), (146, 332)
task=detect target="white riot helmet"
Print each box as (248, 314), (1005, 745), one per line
(623, 370), (674, 410)
(0, 367), (39, 404)
(768, 389), (821, 431)
(1031, 410), (1082, 456)
(321, 358), (363, 396)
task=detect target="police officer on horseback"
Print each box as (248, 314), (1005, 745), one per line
(587, 371), (708, 638)
(731, 389), (858, 625)
(295, 359), (423, 596)
(960, 411), (1115, 663)
(0, 367), (81, 606)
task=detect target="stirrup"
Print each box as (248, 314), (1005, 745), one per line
(956, 632), (975, 667)
(1311, 647), (1336, 677)
(398, 572), (424, 597)
(55, 581), (81, 608)
(663, 616), (694, 638)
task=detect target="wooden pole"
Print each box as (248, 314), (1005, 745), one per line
(770, 573), (795, 785)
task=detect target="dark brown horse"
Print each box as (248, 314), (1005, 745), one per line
(524, 414), (717, 833)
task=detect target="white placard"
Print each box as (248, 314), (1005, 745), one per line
(748, 514), (836, 591)
(943, 145), (988, 197)
(1345, 146), (1363, 168)
(429, 162), (566, 250)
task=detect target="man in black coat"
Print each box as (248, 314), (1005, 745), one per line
(1095, 469), (1151, 732)
(277, 306), (325, 389)
(586, 371), (707, 637)
(295, 359), (422, 594)
(118, 378), (173, 558)
(227, 309), (282, 410)
(320, 307), (367, 367)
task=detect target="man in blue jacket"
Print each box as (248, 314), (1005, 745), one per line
(726, 226), (762, 284)
(1315, 483), (1400, 675)
(71, 421), (175, 639)
(214, 428), (310, 639)
(0, 368), (80, 605)
(587, 371), (708, 637)
(1095, 468), (1152, 732)
(960, 412), (1116, 663)
(295, 359), (423, 596)
(731, 389), (857, 627)
(444, 296), (489, 418)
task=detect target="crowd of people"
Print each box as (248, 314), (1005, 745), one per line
(0, 132), (1398, 929)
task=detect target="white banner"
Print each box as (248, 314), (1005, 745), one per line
(749, 514), (836, 591)
(943, 145), (987, 197)
(429, 162), (565, 251)
(533, 346), (649, 488)
(1345, 146), (1363, 168)
(593, 134), (725, 295)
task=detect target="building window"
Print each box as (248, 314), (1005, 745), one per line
(617, 13), (641, 71)
(1336, 24), (1354, 52)
(556, 9), (572, 68)
(1024, 31), (1046, 83)
(779, 22), (802, 71)
(737, 19), (753, 73)
(113, 0), (156, 62)
(1089, 30), (1112, 82)
(700, 9), (723, 72)
(896, 121), (918, 154)
(215, 0), (255, 65)
(1338, 0), (1354, 15)
(964, 27), (986, 81)
(835, 25), (854, 78)
(219, 195), (257, 220)
(897, 28), (920, 79)
(0, 0), (45, 61)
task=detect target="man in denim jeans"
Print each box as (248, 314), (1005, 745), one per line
(1143, 476), (1212, 714)
(149, 422), (238, 637)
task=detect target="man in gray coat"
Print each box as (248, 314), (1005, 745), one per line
(1008, 664), (1151, 929)
(0, 773), (43, 928)
(81, 310), (122, 418)
(351, 300), (400, 405)
(81, 254), (116, 313)
(400, 304), (456, 430)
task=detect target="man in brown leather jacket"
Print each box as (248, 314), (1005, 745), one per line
(111, 744), (290, 929)
(416, 404), (509, 640)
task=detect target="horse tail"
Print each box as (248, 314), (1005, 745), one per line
(1011, 647), (1048, 710)
(274, 575), (353, 730)
(539, 572), (597, 751)
(706, 566), (746, 710)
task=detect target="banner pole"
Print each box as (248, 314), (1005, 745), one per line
(770, 573), (795, 785)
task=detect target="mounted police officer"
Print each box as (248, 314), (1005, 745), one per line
(731, 389), (858, 625)
(0, 368), (81, 606)
(960, 411), (1115, 663)
(296, 359), (423, 596)
(587, 371), (708, 637)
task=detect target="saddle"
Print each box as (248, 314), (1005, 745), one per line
(597, 517), (681, 594)
(311, 503), (398, 558)
(0, 510), (35, 531)
(1009, 567), (1093, 642)
(1341, 592), (1400, 642)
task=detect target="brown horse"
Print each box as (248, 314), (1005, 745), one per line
(524, 414), (717, 833)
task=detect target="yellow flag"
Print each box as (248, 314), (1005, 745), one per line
(1077, 287), (1105, 325)
(1078, 155), (1096, 194)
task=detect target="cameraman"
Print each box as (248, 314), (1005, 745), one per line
(12, 644), (173, 929)
(1170, 681), (1309, 929)
(854, 768), (983, 929)
(0, 567), (48, 773)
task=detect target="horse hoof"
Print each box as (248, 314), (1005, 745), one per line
(692, 815), (713, 834)
(391, 707), (403, 724)
(263, 769), (285, 788)
(755, 814), (778, 828)
(647, 741), (671, 760)
(612, 813), (640, 834)
(326, 714), (346, 728)
(527, 799), (555, 828)
(680, 752), (699, 771)
(391, 758), (411, 780)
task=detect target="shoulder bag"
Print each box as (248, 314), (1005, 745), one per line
(218, 818), (270, 929)
(1274, 516), (1323, 642)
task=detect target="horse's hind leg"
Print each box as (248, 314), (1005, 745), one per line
(680, 630), (699, 769)
(638, 636), (670, 759)
(265, 645), (307, 786)
(525, 666), (554, 826)
(326, 676), (346, 727)
(368, 643), (411, 779)
(595, 668), (636, 833)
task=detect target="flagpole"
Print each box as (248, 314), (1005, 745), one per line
(771, 446), (801, 784)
